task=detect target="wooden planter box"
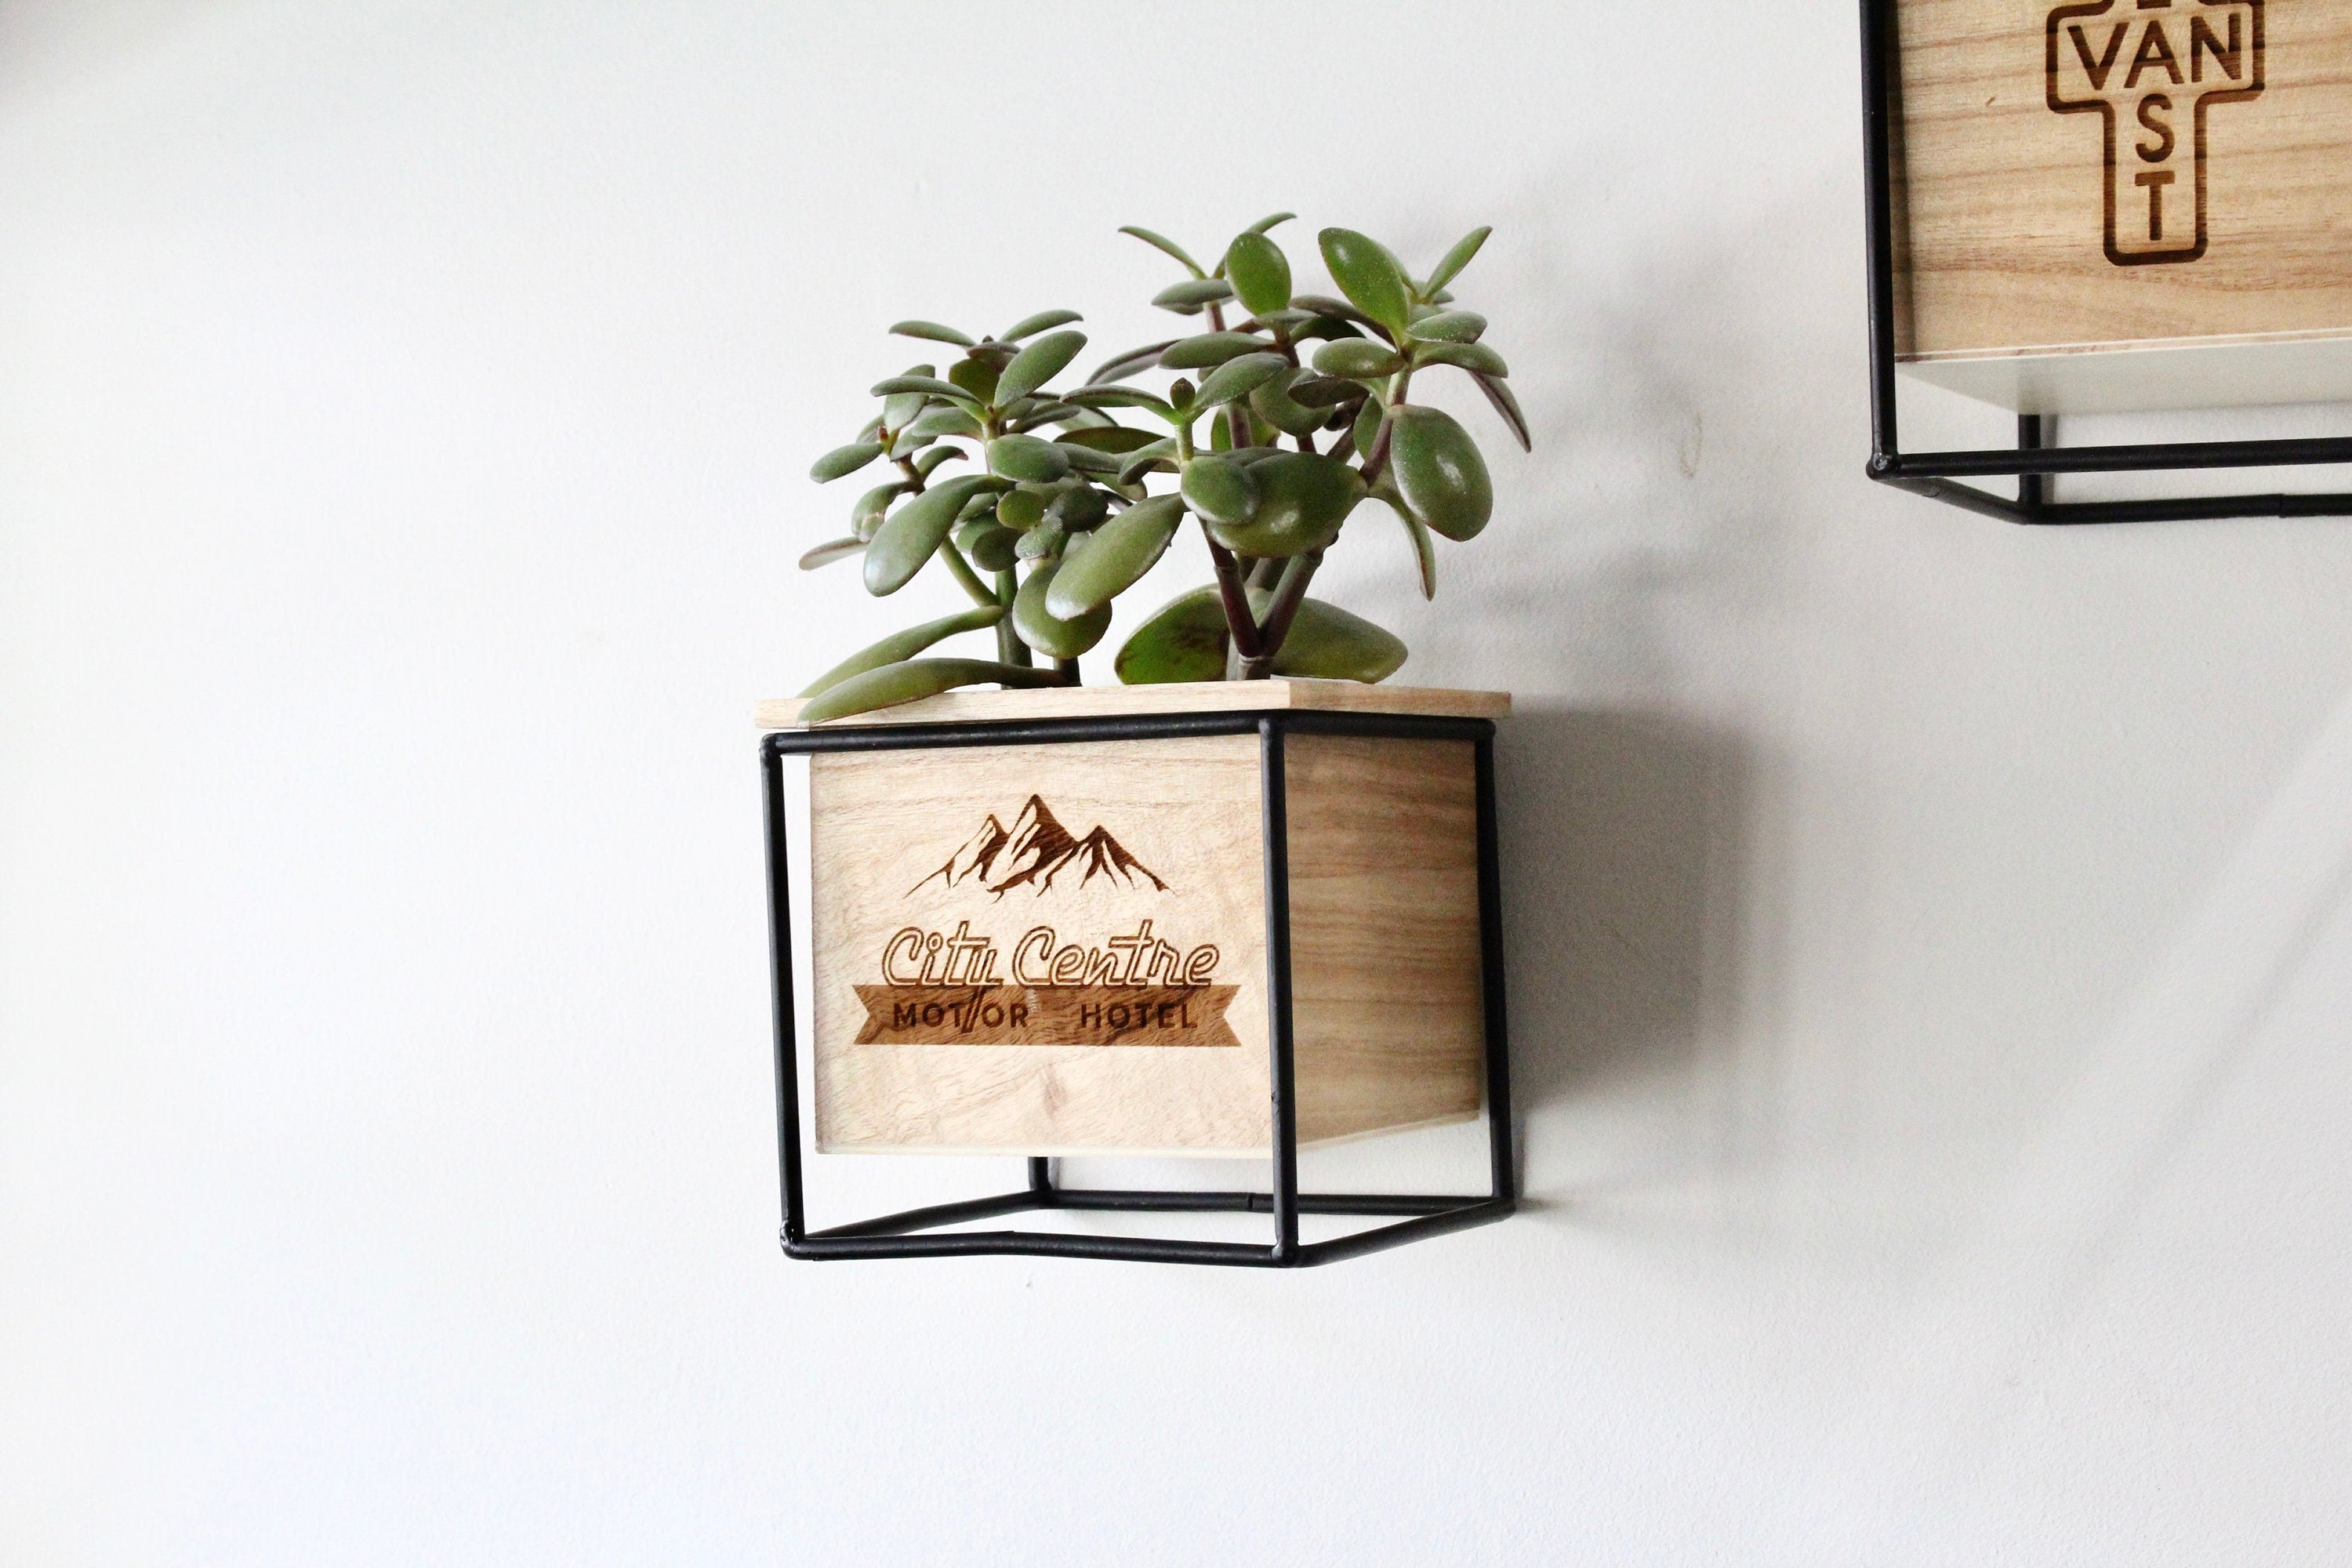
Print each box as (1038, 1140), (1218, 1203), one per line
(755, 681), (1508, 1158)
(1889, 0), (2352, 412)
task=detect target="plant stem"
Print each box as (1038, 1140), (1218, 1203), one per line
(1206, 539), (1264, 660)
(938, 538), (996, 608)
(1241, 550), (1321, 679)
(1055, 656), (1080, 684)
(1359, 366), (1414, 485)
(994, 568), (1027, 666)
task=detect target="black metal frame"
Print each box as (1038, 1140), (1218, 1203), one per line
(760, 707), (1516, 1267)
(1858, 0), (2352, 524)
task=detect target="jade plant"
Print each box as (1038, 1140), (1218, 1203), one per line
(794, 213), (1526, 722)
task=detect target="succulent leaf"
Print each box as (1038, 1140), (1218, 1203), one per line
(1113, 586), (1229, 684)
(799, 605), (1009, 697)
(1316, 229), (1414, 337)
(1387, 406), (1492, 541)
(800, 657), (1062, 724)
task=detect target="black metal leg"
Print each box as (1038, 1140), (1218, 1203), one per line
(763, 737), (808, 1250)
(1260, 717), (1301, 1263)
(2017, 414), (2047, 515)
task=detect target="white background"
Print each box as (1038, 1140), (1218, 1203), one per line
(7, 3), (2352, 1563)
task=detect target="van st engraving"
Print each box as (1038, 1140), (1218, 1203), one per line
(2046, 0), (2263, 264)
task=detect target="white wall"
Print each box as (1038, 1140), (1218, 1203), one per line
(7, 3), (2352, 1563)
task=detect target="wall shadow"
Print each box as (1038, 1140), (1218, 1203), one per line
(1496, 706), (1751, 1123)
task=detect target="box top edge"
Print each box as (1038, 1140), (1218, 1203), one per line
(755, 679), (1511, 730)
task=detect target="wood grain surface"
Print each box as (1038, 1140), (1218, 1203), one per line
(802, 728), (1490, 1155)
(1893, 0), (2352, 410)
(809, 735), (1273, 1154)
(1285, 735), (1486, 1145)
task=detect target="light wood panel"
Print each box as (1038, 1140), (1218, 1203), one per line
(799, 722), (1495, 1155)
(809, 735), (1273, 1154)
(759, 677), (1508, 732)
(1893, 0), (2352, 411)
(1284, 735), (1486, 1145)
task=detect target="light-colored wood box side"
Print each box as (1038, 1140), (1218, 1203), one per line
(1893, 0), (2352, 387)
(1283, 735), (1486, 1145)
(807, 735), (1273, 1155)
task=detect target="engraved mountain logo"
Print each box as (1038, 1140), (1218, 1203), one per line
(2046, 0), (2263, 266)
(908, 794), (1168, 898)
(854, 796), (1236, 1048)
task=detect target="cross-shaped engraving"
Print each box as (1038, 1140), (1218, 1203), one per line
(2046, 0), (2264, 265)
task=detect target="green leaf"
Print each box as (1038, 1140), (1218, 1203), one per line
(850, 481), (907, 539)
(1245, 211), (1297, 235)
(1250, 368), (1326, 437)
(1223, 231), (1292, 316)
(1152, 278), (1236, 314)
(1117, 438), (1181, 485)
(1317, 229), (1414, 337)
(1407, 309), (1487, 343)
(986, 434), (1071, 483)
(1422, 225), (1492, 297)
(864, 474), (1004, 595)
(1011, 401), (1084, 432)
(1472, 371), (1531, 452)
(1114, 586), (1229, 684)
(891, 320), (975, 347)
(1414, 340), (1508, 376)
(1119, 224), (1205, 278)
(1387, 406), (1492, 541)
(1388, 501), (1436, 599)
(1267, 598), (1406, 682)
(1044, 493), (1185, 619)
(1014, 517), (1065, 560)
(1180, 455), (1259, 526)
(798, 605), (1008, 697)
(1087, 339), (1181, 385)
(995, 490), (1047, 532)
(1001, 308), (1081, 341)
(906, 404), (982, 439)
(913, 445), (965, 476)
(811, 441), (884, 482)
(1196, 452), (1365, 557)
(1057, 425), (1161, 454)
(1158, 332), (1266, 371)
(798, 535), (866, 571)
(994, 328), (1087, 405)
(1287, 375), (1360, 408)
(1047, 485), (1109, 531)
(1013, 558), (1113, 659)
(1057, 443), (1123, 476)
(871, 374), (973, 401)
(948, 355), (1000, 405)
(965, 523), (1021, 572)
(1312, 339), (1406, 379)
(1063, 386), (1178, 420)
(1290, 294), (1383, 332)
(1351, 398), (1385, 462)
(800, 657), (1064, 724)
(1194, 351), (1290, 408)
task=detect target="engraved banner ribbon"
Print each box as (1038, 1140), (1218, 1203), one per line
(853, 984), (1241, 1047)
